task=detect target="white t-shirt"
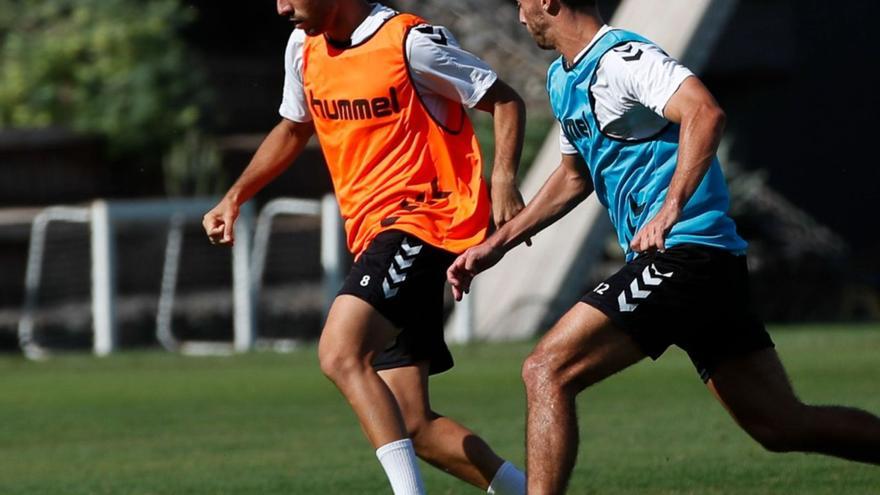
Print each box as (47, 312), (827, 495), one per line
(279, 3), (498, 126)
(559, 25), (694, 154)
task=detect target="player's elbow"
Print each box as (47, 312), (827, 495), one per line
(706, 104), (726, 134)
(475, 78), (525, 116)
(693, 101), (725, 138)
(565, 170), (591, 201)
(507, 85), (526, 115)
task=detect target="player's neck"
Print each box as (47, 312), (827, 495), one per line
(325, 0), (373, 45)
(555, 10), (604, 67)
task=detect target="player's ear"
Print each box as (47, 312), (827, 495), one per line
(543, 0), (561, 15)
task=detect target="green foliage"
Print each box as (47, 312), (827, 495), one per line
(163, 130), (225, 196)
(0, 0), (204, 156)
(472, 111), (554, 181)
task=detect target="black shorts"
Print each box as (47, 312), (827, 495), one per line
(338, 230), (456, 375)
(581, 244), (774, 382)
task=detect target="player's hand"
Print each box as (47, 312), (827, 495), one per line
(490, 180), (532, 246)
(447, 242), (505, 301)
(491, 180), (525, 227)
(202, 198), (240, 246)
(630, 203), (680, 253)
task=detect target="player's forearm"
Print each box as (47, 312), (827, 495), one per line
(488, 163), (592, 252)
(475, 79), (526, 185)
(489, 86), (526, 187)
(664, 103), (725, 211)
(225, 119), (314, 206)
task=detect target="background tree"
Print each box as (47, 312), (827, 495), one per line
(0, 0), (217, 195)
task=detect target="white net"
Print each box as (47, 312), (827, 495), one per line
(22, 219), (93, 350)
(252, 213), (328, 344)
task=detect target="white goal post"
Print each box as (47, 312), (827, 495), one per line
(18, 196), (344, 359)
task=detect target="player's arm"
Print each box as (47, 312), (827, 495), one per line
(406, 24), (527, 228)
(447, 153), (594, 300)
(204, 29), (313, 246)
(629, 76), (725, 252)
(630, 71), (725, 252)
(203, 118), (315, 245)
(473, 78), (527, 228)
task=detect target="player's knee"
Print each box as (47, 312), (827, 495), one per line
(402, 414), (431, 447)
(749, 426), (799, 453)
(522, 349), (565, 393)
(741, 415), (807, 453)
(317, 346), (369, 384)
(737, 401), (813, 453)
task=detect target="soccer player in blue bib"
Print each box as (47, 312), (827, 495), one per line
(448, 0), (880, 492)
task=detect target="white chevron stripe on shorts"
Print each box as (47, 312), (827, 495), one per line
(382, 278), (399, 299)
(617, 264), (674, 312)
(400, 239), (422, 257)
(382, 237), (422, 299)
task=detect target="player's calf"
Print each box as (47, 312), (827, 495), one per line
(736, 406), (811, 453)
(738, 402), (880, 464)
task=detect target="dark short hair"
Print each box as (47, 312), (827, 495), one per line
(560, 0), (598, 9)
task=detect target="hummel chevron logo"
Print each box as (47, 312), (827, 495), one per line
(400, 239), (422, 257)
(641, 264), (673, 286)
(626, 198), (644, 234)
(614, 43), (643, 62)
(651, 264), (674, 278)
(622, 49), (643, 62)
(629, 196), (645, 216)
(430, 178), (451, 200)
(614, 43), (642, 62)
(629, 279), (651, 299)
(387, 265), (406, 284)
(627, 216), (637, 235)
(618, 291), (639, 312)
(416, 25), (448, 46)
(383, 238), (423, 299)
(394, 253), (414, 269)
(617, 264), (674, 312)
(382, 278), (399, 299)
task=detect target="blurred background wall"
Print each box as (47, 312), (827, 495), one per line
(1, 0), (878, 352)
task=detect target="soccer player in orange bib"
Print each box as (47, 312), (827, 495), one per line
(203, 1), (527, 494)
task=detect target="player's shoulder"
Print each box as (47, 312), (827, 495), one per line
(406, 22), (460, 48)
(599, 40), (668, 70)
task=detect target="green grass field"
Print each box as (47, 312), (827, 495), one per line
(1, 325), (878, 494)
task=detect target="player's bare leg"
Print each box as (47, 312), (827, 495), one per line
(708, 347), (880, 464)
(318, 295), (409, 447)
(380, 363), (512, 490)
(319, 295), (427, 493)
(521, 303), (646, 494)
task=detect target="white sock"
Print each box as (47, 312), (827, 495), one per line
(376, 439), (426, 495)
(487, 461), (526, 495)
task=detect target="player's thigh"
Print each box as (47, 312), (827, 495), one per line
(526, 302), (646, 391)
(318, 294), (400, 362)
(707, 347), (801, 425)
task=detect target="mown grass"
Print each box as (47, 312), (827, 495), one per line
(1, 324), (878, 494)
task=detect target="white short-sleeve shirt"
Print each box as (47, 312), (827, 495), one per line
(559, 25), (694, 154)
(279, 3), (498, 126)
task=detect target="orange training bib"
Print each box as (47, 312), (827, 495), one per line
(302, 13), (490, 257)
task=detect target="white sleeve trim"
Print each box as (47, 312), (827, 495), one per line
(654, 72), (693, 118)
(278, 30), (312, 123)
(559, 127), (578, 155)
(406, 24), (498, 108)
